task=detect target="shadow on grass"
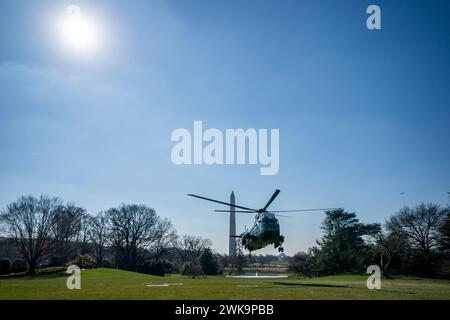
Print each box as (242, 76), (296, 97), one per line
(34, 272), (66, 279)
(273, 282), (350, 288)
(378, 289), (416, 295)
(2, 271), (66, 280)
(273, 282), (417, 295)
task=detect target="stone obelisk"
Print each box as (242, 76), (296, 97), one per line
(229, 191), (236, 257)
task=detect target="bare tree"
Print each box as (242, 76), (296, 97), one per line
(386, 203), (445, 257)
(439, 209), (450, 252)
(215, 253), (228, 274)
(0, 196), (61, 275)
(151, 218), (177, 262)
(106, 204), (159, 271)
(233, 238), (249, 273)
(88, 212), (108, 266)
(176, 234), (211, 264)
(51, 203), (86, 264)
(76, 210), (91, 255)
(376, 230), (408, 271)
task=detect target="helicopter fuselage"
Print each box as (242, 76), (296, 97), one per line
(240, 212), (284, 252)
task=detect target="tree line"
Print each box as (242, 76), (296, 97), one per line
(2, 195), (449, 278)
(0, 195), (221, 276)
(289, 204), (450, 277)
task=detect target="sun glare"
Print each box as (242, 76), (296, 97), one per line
(62, 5), (99, 53)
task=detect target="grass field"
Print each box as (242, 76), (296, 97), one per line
(1, 268), (450, 300)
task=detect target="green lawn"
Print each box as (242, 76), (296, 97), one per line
(1, 268), (450, 300)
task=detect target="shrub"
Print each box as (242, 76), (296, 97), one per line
(35, 266), (67, 275)
(0, 259), (11, 275)
(11, 260), (27, 273)
(139, 261), (173, 276)
(73, 254), (96, 269)
(181, 261), (205, 278)
(288, 251), (318, 277)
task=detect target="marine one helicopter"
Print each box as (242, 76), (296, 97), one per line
(188, 189), (335, 254)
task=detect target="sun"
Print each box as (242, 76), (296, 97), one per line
(62, 5), (98, 53)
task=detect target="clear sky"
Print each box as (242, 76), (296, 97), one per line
(0, 0), (449, 255)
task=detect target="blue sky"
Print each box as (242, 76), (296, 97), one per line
(0, 0), (449, 254)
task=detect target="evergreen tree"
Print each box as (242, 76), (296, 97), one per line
(199, 248), (219, 275)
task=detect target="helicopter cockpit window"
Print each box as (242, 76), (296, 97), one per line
(263, 218), (277, 224)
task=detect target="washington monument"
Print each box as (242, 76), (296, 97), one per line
(229, 191), (236, 257)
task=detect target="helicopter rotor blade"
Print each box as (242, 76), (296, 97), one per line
(214, 209), (291, 218)
(262, 189), (281, 211)
(187, 194), (258, 212)
(269, 208), (338, 213)
(214, 210), (255, 213)
(274, 214), (291, 218)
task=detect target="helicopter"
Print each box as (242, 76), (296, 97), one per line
(188, 189), (335, 254)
